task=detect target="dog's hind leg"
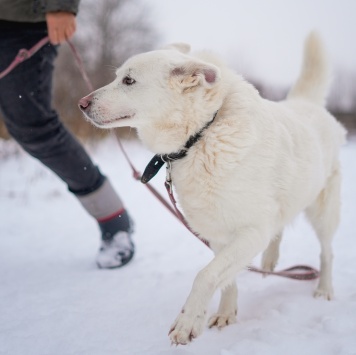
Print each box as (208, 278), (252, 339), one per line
(207, 281), (237, 329)
(305, 166), (341, 300)
(261, 231), (283, 273)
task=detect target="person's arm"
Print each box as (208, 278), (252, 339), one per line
(45, 0), (80, 45)
(46, 11), (76, 45)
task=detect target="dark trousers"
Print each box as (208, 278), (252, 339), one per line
(0, 22), (104, 194)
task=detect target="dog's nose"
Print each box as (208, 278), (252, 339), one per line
(78, 94), (93, 111)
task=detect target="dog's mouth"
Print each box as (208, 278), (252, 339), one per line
(95, 113), (135, 126)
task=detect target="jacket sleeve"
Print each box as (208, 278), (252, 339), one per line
(45, 0), (81, 14)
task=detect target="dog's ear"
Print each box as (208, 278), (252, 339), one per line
(170, 60), (220, 92)
(162, 43), (191, 54)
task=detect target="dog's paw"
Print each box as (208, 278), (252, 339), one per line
(168, 310), (206, 345)
(314, 287), (334, 301)
(207, 311), (237, 329)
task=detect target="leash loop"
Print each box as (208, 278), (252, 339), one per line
(18, 49), (30, 60)
(0, 36), (51, 79)
(248, 265), (320, 280)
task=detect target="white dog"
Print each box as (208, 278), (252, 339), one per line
(79, 32), (346, 345)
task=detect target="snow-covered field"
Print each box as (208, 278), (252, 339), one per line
(0, 135), (355, 355)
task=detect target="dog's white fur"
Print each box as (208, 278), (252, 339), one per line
(80, 32), (346, 345)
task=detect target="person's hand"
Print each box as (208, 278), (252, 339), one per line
(45, 12), (76, 45)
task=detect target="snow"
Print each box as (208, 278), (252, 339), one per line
(0, 135), (355, 355)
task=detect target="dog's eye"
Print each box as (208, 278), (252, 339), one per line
(122, 76), (136, 86)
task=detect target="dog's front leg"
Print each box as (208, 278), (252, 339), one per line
(207, 281), (238, 329)
(169, 227), (270, 345)
(168, 266), (215, 345)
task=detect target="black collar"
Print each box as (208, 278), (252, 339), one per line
(141, 111), (218, 183)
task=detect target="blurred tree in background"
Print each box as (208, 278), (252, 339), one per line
(248, 69), (356, 137)
(0, 0), (158, 141)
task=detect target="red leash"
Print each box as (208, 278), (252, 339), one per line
(0, 36), (50, 79)
(119, 147), (319, 281)
(1, 36), (319, 281)
(0, 36), (93, 92)
(116, 136), (208, 245)
(247, 265), (319, 280)
(115, 134), (179, 219)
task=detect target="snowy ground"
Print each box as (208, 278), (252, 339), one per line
(0, 135), (355, 355)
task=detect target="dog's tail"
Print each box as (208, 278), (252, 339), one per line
(287, 31), (330, 106)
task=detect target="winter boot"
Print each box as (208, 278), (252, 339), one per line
(77, 177), (135, 268)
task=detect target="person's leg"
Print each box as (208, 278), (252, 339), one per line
(0, 23), (134, 268)
(76, 178), (135, 268)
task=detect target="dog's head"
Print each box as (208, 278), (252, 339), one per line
(79, 44), (223, 153)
